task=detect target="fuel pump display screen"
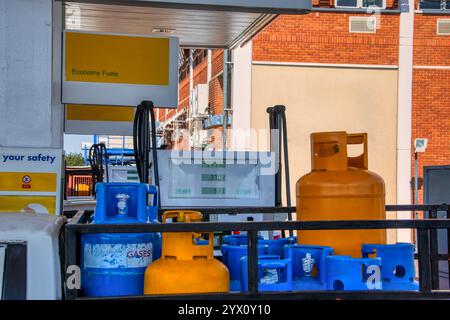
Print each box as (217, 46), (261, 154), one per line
(168, 160), (260, 200)
(158, 151), (275, 207)
(201, 174), (226, 182)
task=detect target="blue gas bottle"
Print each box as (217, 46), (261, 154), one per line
(81, 183), (161, 297)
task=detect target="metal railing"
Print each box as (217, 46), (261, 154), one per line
(64, 204), (450, 300)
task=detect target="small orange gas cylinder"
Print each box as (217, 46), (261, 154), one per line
(296, 132), (387, 258)
(144, 211), (229, 294)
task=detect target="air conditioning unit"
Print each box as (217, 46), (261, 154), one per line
(349, 16), (377, 34)
(191, 84), (209, 118)
(203, 114), (233, 129)
(190, 129), (208, 149)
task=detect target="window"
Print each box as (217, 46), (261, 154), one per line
(437, 19), (450, 35)
(336, 0), (358, 6)
(419, 0), (449, 10)
(336, 0), (386, 9)
(363, 0), (385, 7)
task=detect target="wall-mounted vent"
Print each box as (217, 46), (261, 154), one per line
(437, 19), (450, 35)
(349, 16), (377, 34)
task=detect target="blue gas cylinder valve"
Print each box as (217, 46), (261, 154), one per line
(116, 193), (130, 215)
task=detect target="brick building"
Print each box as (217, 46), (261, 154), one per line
(158, 0), (450, 240)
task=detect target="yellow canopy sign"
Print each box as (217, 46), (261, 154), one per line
(65, 104), (136, 135)
(65, 32), (170, 86)
(66, 104), (135, 122)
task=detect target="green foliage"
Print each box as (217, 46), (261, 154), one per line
(65, 152), (85, 166)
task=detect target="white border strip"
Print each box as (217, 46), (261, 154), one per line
(0, 191), (57, 197)
(252, 61), (399, 70)
(413, 65), (450, 70)
(0, 246), (5, 299)
(65, 120), (134, 136)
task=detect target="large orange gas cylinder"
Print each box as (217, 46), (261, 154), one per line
(144, 211), (229, 294)
(296, 132), (386, 258)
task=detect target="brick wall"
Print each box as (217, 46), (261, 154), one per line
(210, 50), (224, 115)
(412, 14), (450, 203)
(252, 13), (400, 65)
(164, 50), (224, 121)
(177, 77), (190, 111)
(159, 52), (210, 123)
(193, 58), (208, 86)
(160, 49), (226, 149)
(414, 14), (450, 66)
(166, 12), (450, 181)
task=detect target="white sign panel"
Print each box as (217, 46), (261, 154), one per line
(62, 31), (179, 108)
(0, 147), (63, 215)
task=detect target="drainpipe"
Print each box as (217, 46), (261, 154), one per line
(222, 49), (229, 150)
(189, 49), (194, 120)
(188, 49), (194, 146)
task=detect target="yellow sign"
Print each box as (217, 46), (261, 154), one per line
(0, 196), (56, 215)
(65, 32), (170, 86)
(0, 172), (57, 192)
(66, 104), (135, 122)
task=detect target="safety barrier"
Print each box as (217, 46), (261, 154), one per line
(66, 173), (93, 197)
(64, 204), (450, 300)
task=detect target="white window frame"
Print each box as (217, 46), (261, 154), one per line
(349, 16), (378, 33)
(335, 0), (386, 9)
(419, 0), (449, 11)
(437, 19), (450, 36)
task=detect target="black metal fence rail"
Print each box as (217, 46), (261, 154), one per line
(80, 290), (450, 301)
(156, 204), (450, 215)
(64, 204), (450, 300)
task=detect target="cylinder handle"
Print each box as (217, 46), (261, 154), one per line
(346, 133), (368, 169)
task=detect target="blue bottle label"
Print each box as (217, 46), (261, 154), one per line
(83, 243), (153, 269)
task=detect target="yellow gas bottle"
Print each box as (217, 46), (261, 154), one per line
(144, 211), (229, 294)
(296, 132), (387, 258)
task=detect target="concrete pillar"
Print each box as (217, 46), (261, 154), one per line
(207, 49), (212, 83)
(0, 0), (63, 149)
(396, 0), (415, 242)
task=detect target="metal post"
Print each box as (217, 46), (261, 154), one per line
(413, 152), (419, 245)
(247, 230), (259, 296)
(189, 49), (194, 124)
(417, 228), (432, 293)
(429, 208), (440, 289)
(64, 226), (78, 300)
(267, 108), (278, 206)
(222, 49), (229, 150)
(447, 206), (450, 289)
(276, 112), (282, 208)
(414, 152), (419, 207)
